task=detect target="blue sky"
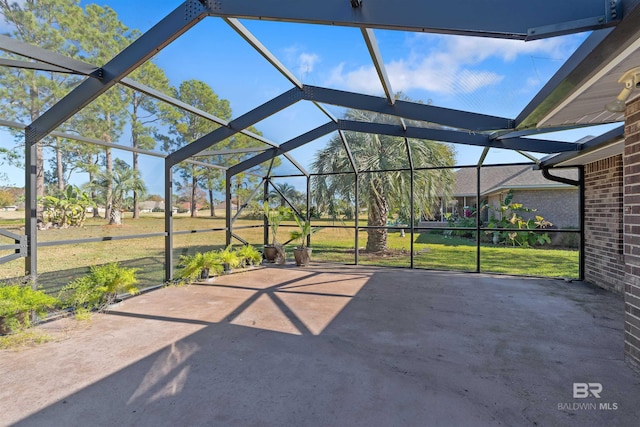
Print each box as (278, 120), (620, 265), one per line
(0, 0), (621, 194)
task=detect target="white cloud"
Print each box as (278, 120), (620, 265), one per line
(298, 52), (319, 75)
(282, 45), (320, 80)
(325, 33), (581, 96)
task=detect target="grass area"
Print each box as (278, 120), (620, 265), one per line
(0, 213), (579, 293)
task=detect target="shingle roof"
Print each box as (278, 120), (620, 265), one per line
(454, 165), (578, 196)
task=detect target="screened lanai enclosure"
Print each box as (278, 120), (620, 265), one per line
(0, 0), (634, 293)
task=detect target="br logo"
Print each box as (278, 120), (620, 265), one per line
(573, 383), (602, 398)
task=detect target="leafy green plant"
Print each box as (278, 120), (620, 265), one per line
(235, 244), (262, 266)
(219, 246), (241, 269)
(264, 201), (290, 245)
(41, 185), (95, 228)
(0, 285), (58, 333)
(484, 191), (552, 247)
(59, 263), (139, 315)
(445, 211), (477, 238)
(290, 215), (320, 248)
(178, 251), (224, 281)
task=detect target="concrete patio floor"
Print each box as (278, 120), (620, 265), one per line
(1, 265), (639, 426)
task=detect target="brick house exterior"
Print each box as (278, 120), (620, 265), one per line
(453, 166), (579, 228)
(584, 155), (625, 294)
(556, 97), (640, 373)
(623, 97), (640, 373)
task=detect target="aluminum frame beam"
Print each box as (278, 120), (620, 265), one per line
(0, 34), (289, 163)
(229, 117), (577, 177)
(0, 118), (238, 171)
(166, 87), (304, 167)
(338, 120), (578, 153)
(0, 58), (81, 74)
(224, 17), (302, 89)
(539, 124), (625, 167)
(205, 0), (621, 40)
(195, 147), (267, 156)
(25, 0), (208, 144)
(229, 122), (338, 176)
(361, 28), (395, 104)
(0, 34), (99, 76)
(301, 85), (513, 131)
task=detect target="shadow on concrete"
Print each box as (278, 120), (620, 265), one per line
(5, 267), (640, 426)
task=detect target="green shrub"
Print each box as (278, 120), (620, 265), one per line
(484, 191), (552, 247)
(235, 244), (262, 266)
(0, 285), (58, 333)
(178, 251), (224, 281)
(59, 263), (139, 314)
(219, 247), (241, 269)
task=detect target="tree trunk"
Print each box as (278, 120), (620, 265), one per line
(209, 188), (216, 217)
(104, 113), (113, 221)
(190, 175), (197, 218)
(132, 152), (140, 219)
(91, 154), (100, 218)
(109, 203), (121, 225)
(365, 184), (389, 252)
(104, 147), (112, 221)
(131, 96), (140, 219)
(55, 138), (64, 192)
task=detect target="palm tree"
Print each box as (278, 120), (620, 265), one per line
(312, 109), (455, 253)
(93, 159), (146, 225)
(269, 182), (303, 208)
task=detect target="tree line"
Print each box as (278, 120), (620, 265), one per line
(0, 0), (274, 224)
(0, 0), (456, 252)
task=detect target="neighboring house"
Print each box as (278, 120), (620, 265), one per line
(177, 201), (205, 214)
(447, 165), (579, 228)
(138, 200), (165, 213)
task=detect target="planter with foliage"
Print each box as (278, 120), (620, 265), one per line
(263, 202), (290, 263)
(58, 263), (139, 317)
(290, 215), (319, 266)
(219, 246), (242, 272)
(178, 251), (224, 281)
(236, 244), (263, 267)
(0, 285), (58, 334)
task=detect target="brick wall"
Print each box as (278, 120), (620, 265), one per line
(624, 97), (640, 373)
(584, 155), (624, 294)
(510, 188), (579, 228)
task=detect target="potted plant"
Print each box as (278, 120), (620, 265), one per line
(263, 202), (290, 263)
(235, 244), (262, 267)
(177, 251), (223, 282)
(0, 284), (58, 334)
(289, 215), (319, 266)
(219, 246), (241, 272)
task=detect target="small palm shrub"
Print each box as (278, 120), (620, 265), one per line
(178, 251), (224, 281)
(0, 284), (58, 333)
(219, 247), (241, 270)
(236, 245), (262, 266)
(59, 263), (139, 316)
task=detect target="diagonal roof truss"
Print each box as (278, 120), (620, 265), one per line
(0, 0), (635, 179)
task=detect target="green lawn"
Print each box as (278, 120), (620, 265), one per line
(0, 214), (579, 293)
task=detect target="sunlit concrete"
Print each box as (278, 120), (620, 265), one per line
(1, 265), (638, 426)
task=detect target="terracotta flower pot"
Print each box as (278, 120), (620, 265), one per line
(293, 247), (312, 266)
(264, 245), (278, 262)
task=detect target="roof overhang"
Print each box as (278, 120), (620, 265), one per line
(517, 0), (640, 130)
(539, 125), (624, 167)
